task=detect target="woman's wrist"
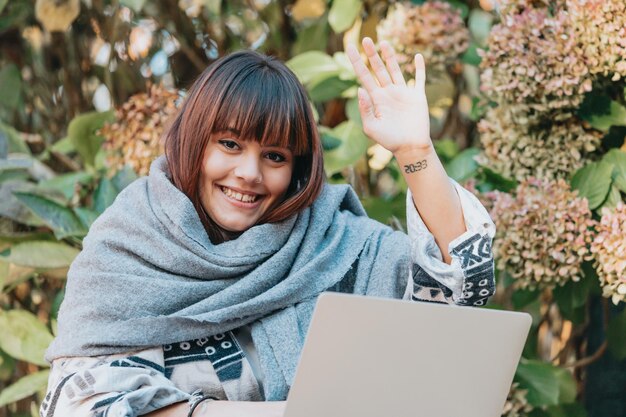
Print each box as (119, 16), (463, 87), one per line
(188, 395), (218, 417)
(393, 142), (437, 175)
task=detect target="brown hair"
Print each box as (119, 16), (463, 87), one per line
(164, 50), (324, 243)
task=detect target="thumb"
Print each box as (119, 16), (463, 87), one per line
(357, 87), (376, 121)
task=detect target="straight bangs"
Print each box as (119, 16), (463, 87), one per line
(211, 64), (311, 157)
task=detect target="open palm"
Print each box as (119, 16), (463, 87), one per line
(346, 38), (431, 154)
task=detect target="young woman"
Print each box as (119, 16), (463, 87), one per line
(41, 38), (495, 417)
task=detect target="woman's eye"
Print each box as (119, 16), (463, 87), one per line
(266, 152), (286, 163)
(218, 140), (240, 150)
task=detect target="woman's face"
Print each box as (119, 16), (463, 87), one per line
(199, 132), (294, 233)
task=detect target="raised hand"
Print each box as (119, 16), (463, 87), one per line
(346, 37), (432, 155)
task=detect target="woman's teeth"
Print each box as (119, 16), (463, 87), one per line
(221, 186), (258, 203)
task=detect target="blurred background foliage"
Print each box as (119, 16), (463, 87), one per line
(0, 0), (625, 416)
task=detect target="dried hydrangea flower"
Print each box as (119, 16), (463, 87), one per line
(567, 0), (626, 81)
(591, 202), (626, 305)
(478, 106), (601, 181)
(490, 178), (595, 289)
(377, 1), (469, 78)
(496, 0), (567, 15)
(479, 6), (592, 115)
(100, 84), (179, 176)
(501, 382), (534, 417)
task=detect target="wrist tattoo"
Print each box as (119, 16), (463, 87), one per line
(403, 159), (428, 174)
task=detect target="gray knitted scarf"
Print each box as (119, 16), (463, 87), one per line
(45, 156), (411, 400)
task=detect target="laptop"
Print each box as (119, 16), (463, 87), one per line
(284, 292), (532, 417)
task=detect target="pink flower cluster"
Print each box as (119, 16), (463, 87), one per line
(568, 0), (626, 81)
(100, 85), (179, 176)
(590, 202), (626, 305)
(478, 106), (601, 181)
(489, 178), (595, 289)
(479, 6), (592, 114)
(377, 1), (469, 77)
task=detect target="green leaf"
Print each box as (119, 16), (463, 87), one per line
(119, 0), (146, 12)
(50, 289), (65, 320)
(0, 63), (22, 110)
(0, 231), (55, 244)
(479, 166), (518, 192)
(13, 192), (87, 238)
(286, 51), (339, 85)
(308, 76), (356, 102)
(74, 207), (100, 228)
(0, 121), (30, 155)
(434, 139), (459, 164)
(38, 172), (93, 200)
(328, 0), (362, 33)
(0, 310), (53, 366)
(461, 43), (481, 66)
(94, 177), (119, 213)
(578, 94), (626, 132)
(607, 309), (626, 360)
(345, 98), (362, 125)
(0, 156), (32, 171)
(469, 97), (489, 122)
(111, 165), (139, 192)
(554, 367), (577, 403)
(515, 360), (561, 406)
(323, 120), (369, 175)
(0, 0), (29, 33)
(511, 288), (540, 310)
(600, 185), (622, 210)
(553, 276), (594, 324)
(292, 18), (330, 56)
(0, 181), (45, 227)
(320, 131), (342, 151)
(544, 403), (588, 417)
(445, 148), (480, 182)
(444, 0), (469, 19)
(468, 9), (493, 47)
(361, 193), (406, 225)
(603, 149), (626, 193)
(570, 161), (614, 210)
(67, 111), (114, 167)
(49, 136), (75, 154)
(0, 241), (80, 269)
(0, 349), (16, 381)
(0, 258), (36, 290)
(0, 0), (8, 14)
(0, 370), (50, 407)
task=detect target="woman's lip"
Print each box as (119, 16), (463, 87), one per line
(218, 184), (262, 196)
(216, 185), (264, 209)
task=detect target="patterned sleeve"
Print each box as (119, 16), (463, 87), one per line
(402, 179), (496, 307)
(40, 348), (190, 417)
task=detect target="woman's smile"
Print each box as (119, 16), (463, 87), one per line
(217, 185), (264, 207)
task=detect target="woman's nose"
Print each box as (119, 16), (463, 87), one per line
(233, 153), (263, 184)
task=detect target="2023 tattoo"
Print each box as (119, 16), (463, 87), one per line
(403, 159), (428, 174)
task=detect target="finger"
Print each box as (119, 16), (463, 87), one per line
(346, 43), (379, 93)
(357, 87), (376, 122)
(414, 53), (426, 90)
(361, 37), (392, 87)
(380, 41), (406, 86)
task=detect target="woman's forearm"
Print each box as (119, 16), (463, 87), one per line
(394, 144), (466, 264)
(144, 400), (287, 417)
(145, 402), (189, 416)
